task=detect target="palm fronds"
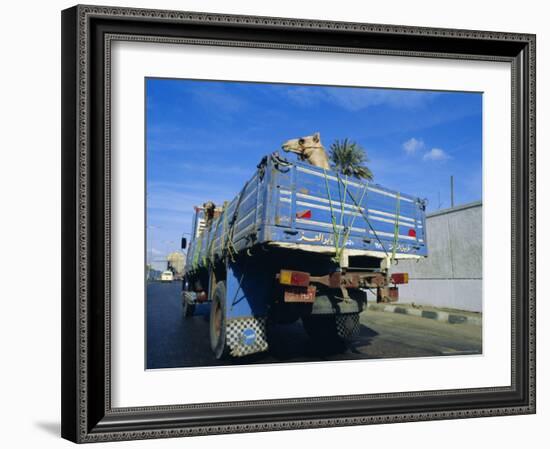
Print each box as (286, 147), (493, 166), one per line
(329, 138), (374, 180)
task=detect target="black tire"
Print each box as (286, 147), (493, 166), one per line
(302, 313), (360, 343)
(181, 291), (195, 317)
(209, 281), (229, 360)
(302, 315), (340, 343)
(335, 313), (361, 339)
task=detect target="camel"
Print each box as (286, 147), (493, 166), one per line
(281, 132), (331, 170)
(202, 201), (216, 228)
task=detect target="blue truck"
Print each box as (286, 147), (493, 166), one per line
(181, 153), (427, 358)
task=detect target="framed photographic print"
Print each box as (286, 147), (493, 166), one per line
(61, 4), (536, 443)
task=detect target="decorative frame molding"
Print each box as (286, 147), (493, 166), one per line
(61, 4), (536, 443)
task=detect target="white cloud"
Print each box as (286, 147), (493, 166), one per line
(402, 137), (424, 155)
(423, 148), (450, 161)
(284, 87), (326, 107)
(179, 162), (251, 177)
(191, 88), (245, 113)
(325, 89), (436, 111)
(283, 87), (438, 112)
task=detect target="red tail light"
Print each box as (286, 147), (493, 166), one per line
(408, 228), (417, 238)
(296, 209), (312, 219)
(279, 270), (310, 287)
(391, 273), (409, 284)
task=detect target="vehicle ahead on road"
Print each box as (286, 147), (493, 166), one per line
(181, 153), (428, 359)
(160, 270), (174, 282)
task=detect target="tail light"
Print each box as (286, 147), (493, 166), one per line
(391, 273), (409, 284)
(408, 228), (417, 238)
(279, 270), (310, 287)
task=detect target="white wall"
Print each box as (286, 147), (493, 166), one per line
(0, 1), (546, 448)
(396, 202), (483, 311)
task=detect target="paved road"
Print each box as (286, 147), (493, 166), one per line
(146, 281), (482, 369)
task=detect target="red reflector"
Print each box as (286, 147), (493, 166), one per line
(391, 273), (409, 284)
(291, 271), (310, 287)
(279, 270), (310, 287)
(296, 209), (312, 219)
(388, 287), (399, 300)
(408, 228), (417, 237)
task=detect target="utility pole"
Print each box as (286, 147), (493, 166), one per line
(450, 175), (455, 208)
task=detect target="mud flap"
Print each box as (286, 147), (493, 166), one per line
(335, 313), (360, 339)
(226, 316), (268, 357)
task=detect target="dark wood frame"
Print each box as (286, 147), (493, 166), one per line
(61, 4), (536, 443)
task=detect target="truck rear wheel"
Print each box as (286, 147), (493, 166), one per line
(181, 291), (195, 317)
(209, 281), (229, 360)
(302, 312), (360, 343)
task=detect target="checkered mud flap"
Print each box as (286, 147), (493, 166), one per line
(226, 317), (268, 357)
(335, 313), (360, 339)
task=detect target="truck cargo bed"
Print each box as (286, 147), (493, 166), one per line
(186, 154), (427, 272)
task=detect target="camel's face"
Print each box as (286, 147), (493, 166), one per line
(202, 201), (216, 219)
(282, 132), (322, 158)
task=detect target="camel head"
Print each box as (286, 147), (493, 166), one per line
(281, 132), (330, 169)
(282, 132), (322, 159)
(202, 201), (216, 223)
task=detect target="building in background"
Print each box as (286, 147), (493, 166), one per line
(167, 251), (185, 278)
(391, 201), (482, 312)
(146, 264), (162, 281)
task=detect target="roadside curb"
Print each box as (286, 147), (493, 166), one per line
(366, 303), (482, 326)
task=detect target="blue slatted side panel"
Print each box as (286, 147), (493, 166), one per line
(263, 159), (427, 257)
(184, 156), (428, 274)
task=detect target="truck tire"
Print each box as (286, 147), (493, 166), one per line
(335, 313), (361, 340)
(302, 315), (338, 343)
(181, 291), (195, 317)
(209, 281), (229, 360)
(302, 312), (360, 343)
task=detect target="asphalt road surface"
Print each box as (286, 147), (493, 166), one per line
(146, 281), (482, 369)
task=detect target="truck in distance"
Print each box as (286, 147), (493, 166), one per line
(160, 270), (174, 282)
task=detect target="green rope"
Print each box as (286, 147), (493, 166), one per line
(201, 228), (209, 267)
(206, 212), (224, 267)
(391, 192), (401, 263)
(345, 187), (390, 258)
(224, 180), (250, 263)
(222, 202), (238, 263)
(323, 170), (371, 264)
(221, 201), (232, 259)
(336, 172), (349, 248)
(322, 169), (341, 262)
(339, 180), (369, 248)
(332, 174), (368, 263)
(192, 230), (204, 270)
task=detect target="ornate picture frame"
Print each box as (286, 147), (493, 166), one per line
(61, 4), (536, 443)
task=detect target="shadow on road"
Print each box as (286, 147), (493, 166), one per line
(234, 321), (381, 365)
(147, 283), (480, 369)
(348, 324), (380, 356)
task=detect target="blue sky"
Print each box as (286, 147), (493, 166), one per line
(146, 78), (482, 269)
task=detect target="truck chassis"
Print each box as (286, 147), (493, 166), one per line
(182, 246), (408, 358)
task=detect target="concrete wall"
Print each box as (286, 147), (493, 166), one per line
(391, 201), (482, 312)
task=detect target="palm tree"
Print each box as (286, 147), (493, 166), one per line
(329, 138), (374, 180)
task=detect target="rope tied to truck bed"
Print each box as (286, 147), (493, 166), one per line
(220, 200), (236, 261)
(322, 169), (369, 264)
(192, 231), (204, 270)
(391, 192), (401, 264)
(322, 168), (341, 262)
(336, 173), (369, 263)
(344, 183), (390, 259)
(205, 208), (224, 267)
(223, 181), (251, 263)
